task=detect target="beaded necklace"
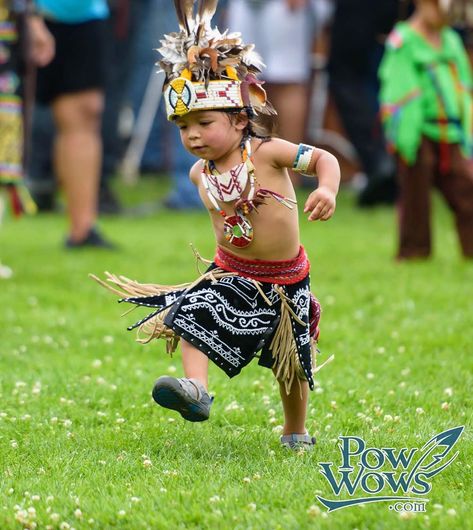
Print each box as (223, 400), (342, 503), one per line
(200, 139), (297, 248)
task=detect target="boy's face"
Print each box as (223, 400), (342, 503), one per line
(175, 110), (247, 161)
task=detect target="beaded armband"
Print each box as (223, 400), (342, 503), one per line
(292, 144), (315, 174)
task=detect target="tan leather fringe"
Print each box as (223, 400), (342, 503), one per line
(90, 269), (236, 354)
(269, 286), (308, 396)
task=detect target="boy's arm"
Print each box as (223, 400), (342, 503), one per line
(189, 160), (204, 186)
(264, 138), (341, 221)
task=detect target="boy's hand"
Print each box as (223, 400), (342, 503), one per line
(303, 186), (336, 221)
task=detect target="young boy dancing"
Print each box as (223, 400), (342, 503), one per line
(93, 0), (340, 449)
(379, 0), (473, 259)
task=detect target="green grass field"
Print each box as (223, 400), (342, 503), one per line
(1, 178), (472, 530)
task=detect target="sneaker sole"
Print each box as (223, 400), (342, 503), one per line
(152, 377), (209, 422)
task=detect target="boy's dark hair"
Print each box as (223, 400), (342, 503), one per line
(226, 107), (279, 140)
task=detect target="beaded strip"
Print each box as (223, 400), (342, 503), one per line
(292, 143), (315, 174)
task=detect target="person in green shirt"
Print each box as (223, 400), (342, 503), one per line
(379, 0), (473, 259)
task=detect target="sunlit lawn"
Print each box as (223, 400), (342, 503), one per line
(1, 177), (472, 529)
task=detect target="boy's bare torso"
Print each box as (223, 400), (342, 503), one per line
(193, 138), (301, 261)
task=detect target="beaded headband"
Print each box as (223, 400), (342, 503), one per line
(158, 0), (275, 120)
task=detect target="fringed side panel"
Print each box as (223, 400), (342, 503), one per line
(269, 292), (300, 395)
(89, 271), (192, 298)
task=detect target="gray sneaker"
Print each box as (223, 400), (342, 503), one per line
(152, 376), (212, 422)
(280, 433), (316, 451)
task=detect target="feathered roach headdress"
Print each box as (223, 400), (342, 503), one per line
(158, 0), (275, 120)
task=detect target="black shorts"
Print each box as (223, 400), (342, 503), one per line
(36, 19), (106, 104)
(120, 264), (319, 390)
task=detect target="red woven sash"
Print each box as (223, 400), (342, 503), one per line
(214, 246), (310, 285)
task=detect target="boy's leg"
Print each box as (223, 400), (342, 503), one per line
(436, 145), (473, 258)
(181, 338), (209, 390)
(397, 139), (435, 259)
(277, 377), (309, 435)
(152, 339), (212, 422)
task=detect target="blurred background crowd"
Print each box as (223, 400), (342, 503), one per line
(1, 0), (473, 255)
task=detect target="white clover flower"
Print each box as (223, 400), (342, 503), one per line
(444, 387), (453, 397)
(167, 365), (177, 373)
(130, 497), (140, 503)
(10, 440), (18, 449)
(384, 415), (393, 422)
(92, 359), (102, 368)
(242, 477), (251, 483)
(209, 495), (221, 503)
(74, 509), (82, 519)
(142, 459), (152, 467)
(50, 513), (60, 522)
(415, 407), (424, 415)
(117, 510), (126, 517)
(116, 418), (126, 424)
(31, 495), (40, 502)
(447, 508), (457, 516)
(441, 402), (450, 410)
(225, 401), (242, 411)
(247, 503), (257, 512)
(366, 373), (375, 380)
(160, 487), (167, 493)
(15, 510), (28, 524)
(307, 505), (321, 517)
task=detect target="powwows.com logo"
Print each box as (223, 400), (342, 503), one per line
(317, 426), (464, 512)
